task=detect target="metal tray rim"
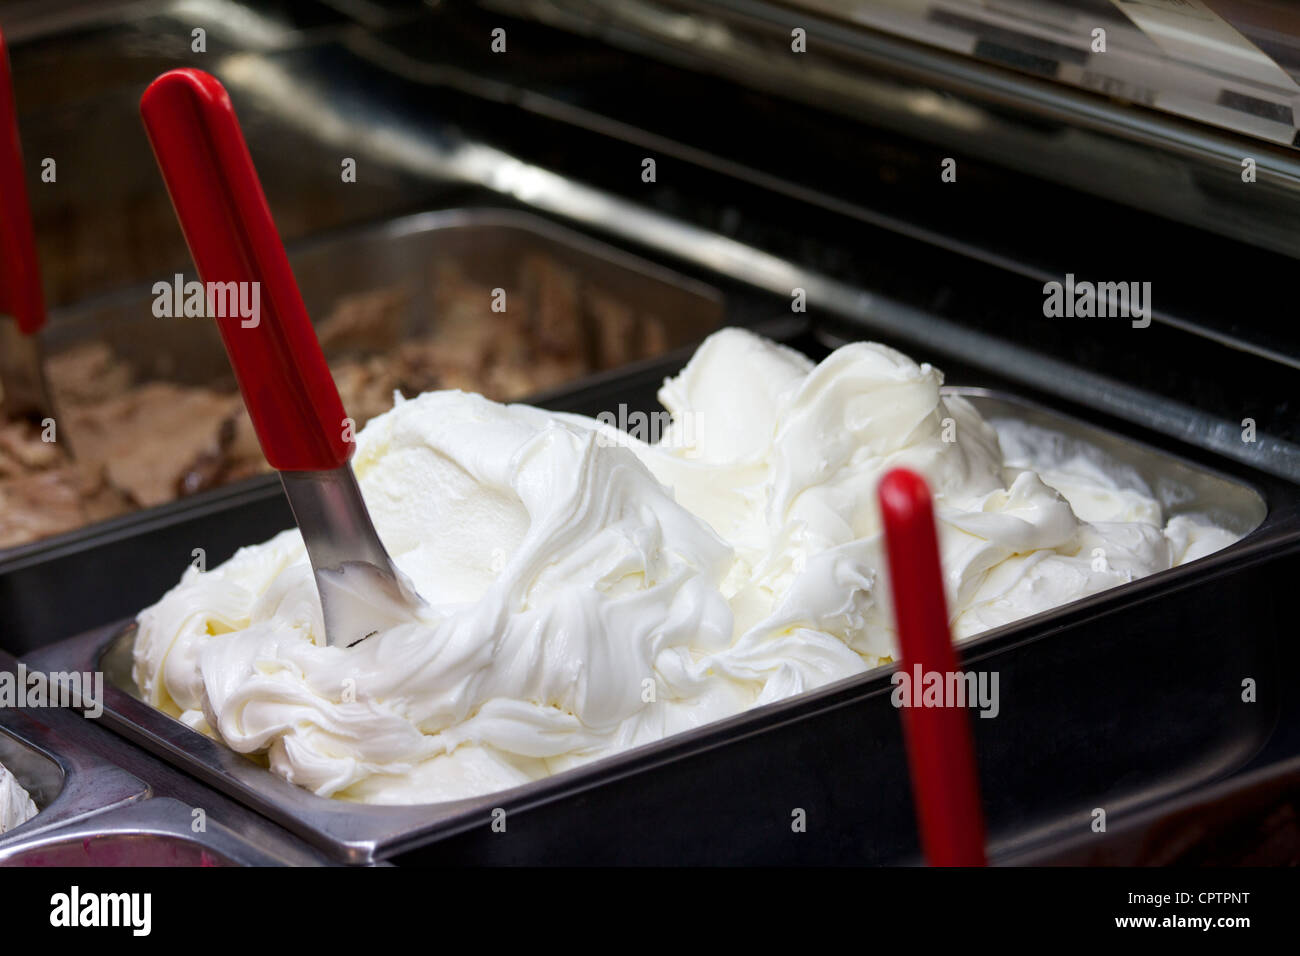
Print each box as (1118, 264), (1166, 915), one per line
(0, 655), (151, 849)
(0, 796), (309, 867)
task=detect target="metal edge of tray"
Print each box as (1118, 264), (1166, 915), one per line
(0, 652), (151, 850)
(0, 205), (727, 571)
(0, 796), (313, 867)
(284, 206), (726, 311)
(997, 751), (1300, 866)
(956, 388), (1270, 538)
(23, 387), (1286, 864)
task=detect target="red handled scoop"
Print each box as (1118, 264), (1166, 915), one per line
(0, 25), (56, 426)
(878, 468), (987, 866)
(140, 68), (422, 647)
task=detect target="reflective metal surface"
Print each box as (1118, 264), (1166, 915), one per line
(281, 467), (425, 648)
(25, 387), (1273, 864)
(483, 0), (1300, 395)
(1, 652), (333, 865)
(1003, 751), (1300, 866)
(0, 796), (306, 866)
(780, 0), (1300, 145)
(0, 650), (149, 848)
(494, 0), (1300, 261)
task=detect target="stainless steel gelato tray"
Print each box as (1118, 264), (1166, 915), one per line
(0, 651), (150, 850)
(0, 796), (307, 867)
(25, 385), (1292, 865)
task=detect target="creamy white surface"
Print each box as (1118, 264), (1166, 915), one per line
(0, 760), (37, 833)
(133, 328), (1240, 804)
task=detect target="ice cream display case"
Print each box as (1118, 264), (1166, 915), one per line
(2, 0), (1300, 871)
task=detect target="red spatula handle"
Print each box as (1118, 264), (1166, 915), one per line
(139, 68), (350, 472)
(879, 468), (987, 867)
(0, 28), (45, 336)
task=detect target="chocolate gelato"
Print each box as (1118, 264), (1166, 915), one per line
(0, 253), (685, 548)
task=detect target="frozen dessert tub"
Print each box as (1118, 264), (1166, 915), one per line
(0, 207), (724, 652)
(24, 364), (1294, 864)
(0, 651), (149, 849)
(0, 796), (308, 866)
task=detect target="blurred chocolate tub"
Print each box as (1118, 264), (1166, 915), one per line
(0, 208), (723, 646)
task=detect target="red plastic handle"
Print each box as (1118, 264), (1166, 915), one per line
(0, 27), (45, 336)
(139, 69), (350, 472)
(878, 468), (987, 867)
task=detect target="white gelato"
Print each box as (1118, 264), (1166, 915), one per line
(0, 760), (37, 833)
(133, 328), (1240, 804)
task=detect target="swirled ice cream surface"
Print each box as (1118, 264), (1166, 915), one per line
(133, 329), (1239, 803)
(0, 760), (37, 833)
